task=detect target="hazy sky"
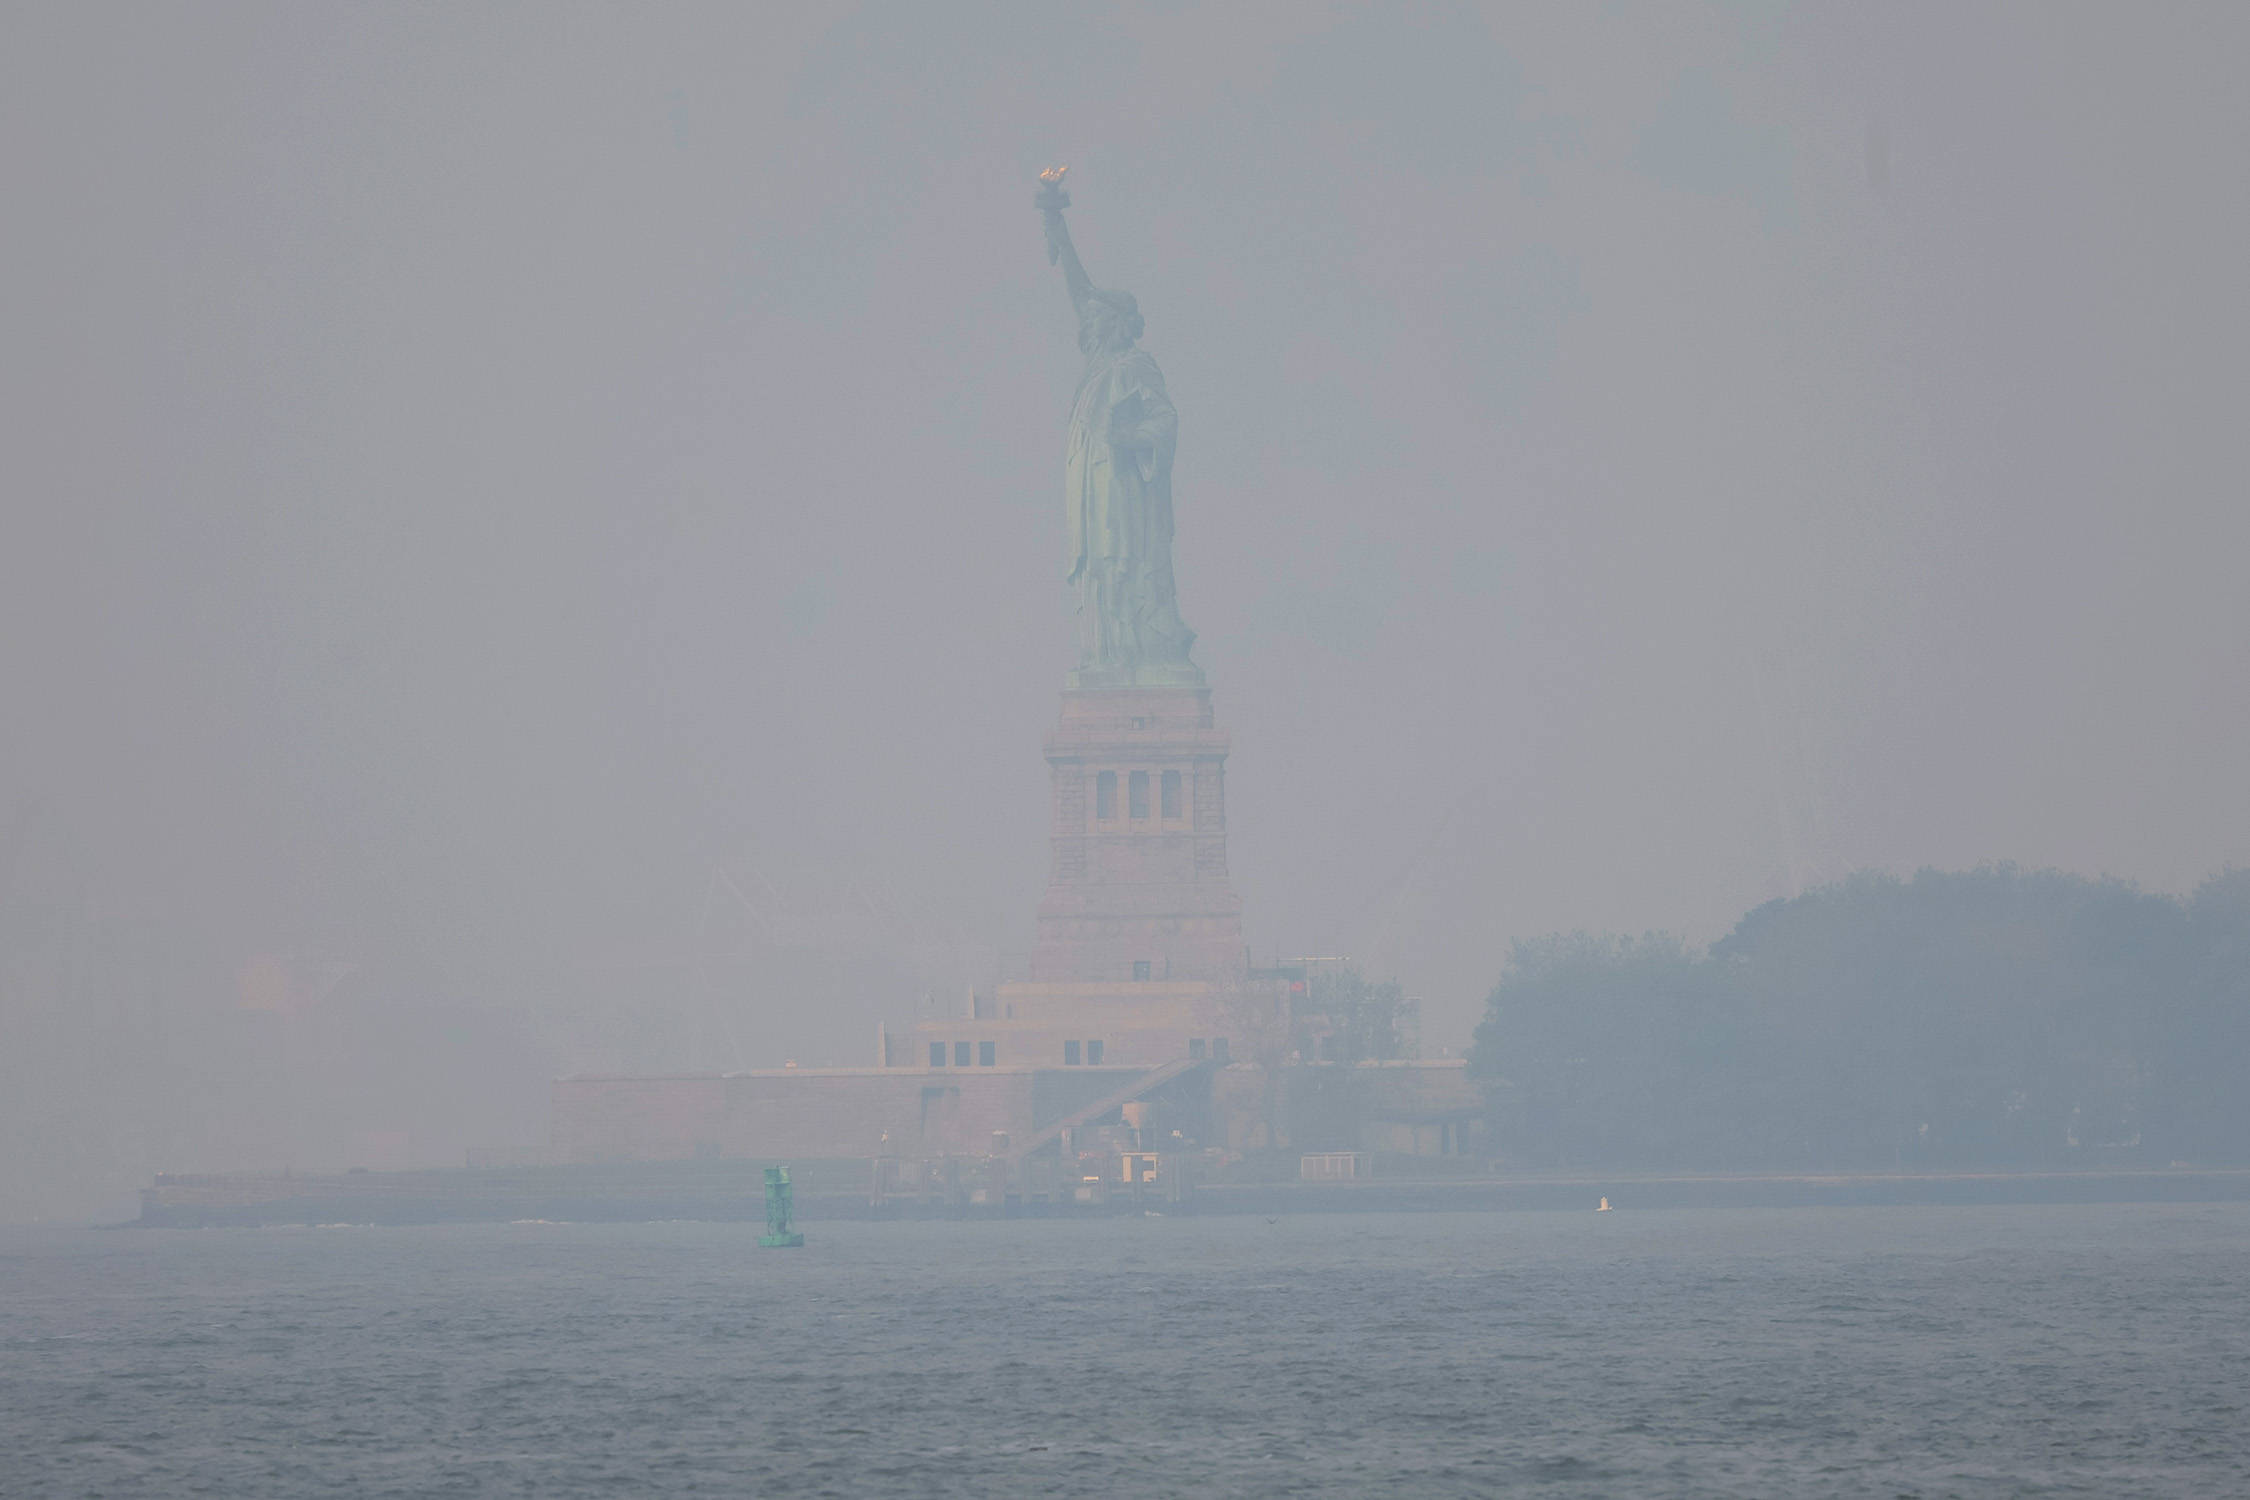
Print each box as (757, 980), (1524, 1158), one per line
(6, 1), (2246, 1071)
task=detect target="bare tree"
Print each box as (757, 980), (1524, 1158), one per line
(1204, 976), (1294, 1150)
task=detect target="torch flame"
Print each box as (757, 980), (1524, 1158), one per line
(1040, 165), (1069, 186)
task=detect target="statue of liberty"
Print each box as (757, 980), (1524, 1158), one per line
(1036, 169), (1201, 687)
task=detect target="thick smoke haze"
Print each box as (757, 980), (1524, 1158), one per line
(4, 2), (2246, 1219)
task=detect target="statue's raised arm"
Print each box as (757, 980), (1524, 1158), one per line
(1035, 167), (1096, 315)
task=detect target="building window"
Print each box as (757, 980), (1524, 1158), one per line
(1133, 960), (1151, 981)
(1087, 1039), (1104, 1065)
(979, 1040), (996, 1067)
(1189, 1038), (1205, 1060)
(1129, 770), (1150, 819)
(1065, 1040), (1081, 1065)
(1161, 769), (1181, 819)
(930, 1042), (946, 1067)
(1213, 1036), (1230, 1063)
(1096, 770), (1117, 820)
(955, 1041), (971, 1067)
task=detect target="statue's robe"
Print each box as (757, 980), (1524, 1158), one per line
(1065, 342), (1195, 675)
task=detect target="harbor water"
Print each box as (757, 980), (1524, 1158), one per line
(5, 1203), (2247, 1496)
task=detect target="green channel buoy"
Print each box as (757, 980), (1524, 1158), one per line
(759, 1165), (805, 1247)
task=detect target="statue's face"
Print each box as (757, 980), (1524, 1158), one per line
(1082, 302), (1134, 355)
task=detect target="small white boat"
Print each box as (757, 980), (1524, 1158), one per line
(1596, 1197), (1613, 1212)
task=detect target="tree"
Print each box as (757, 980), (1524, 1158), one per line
(1467, 866), (2250, 1171)
(1300, 968), (1410, 1063)
(1204, 976), (1293, 1149)
(1469, 933), (1770, 1169)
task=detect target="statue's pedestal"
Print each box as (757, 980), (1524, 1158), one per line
(898, 681), (1248, 1075)
(1030, 684), (1246, 985)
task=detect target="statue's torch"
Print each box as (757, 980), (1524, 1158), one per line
(1036, 166), (1070, 263)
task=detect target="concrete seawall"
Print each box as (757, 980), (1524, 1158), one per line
(132, 1161), (2250, 1227)
(1194, 1168), (2250, 1215)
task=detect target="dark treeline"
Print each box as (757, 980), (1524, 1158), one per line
(1469, 866), (2250, 1170)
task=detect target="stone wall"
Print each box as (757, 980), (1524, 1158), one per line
(551, 1066), (1158, 1164)
(549, 1074), (729, 1164)
(552, 1061), (1487, 1165)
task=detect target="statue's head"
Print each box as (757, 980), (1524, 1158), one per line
(1080, 288), (1143, 355)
